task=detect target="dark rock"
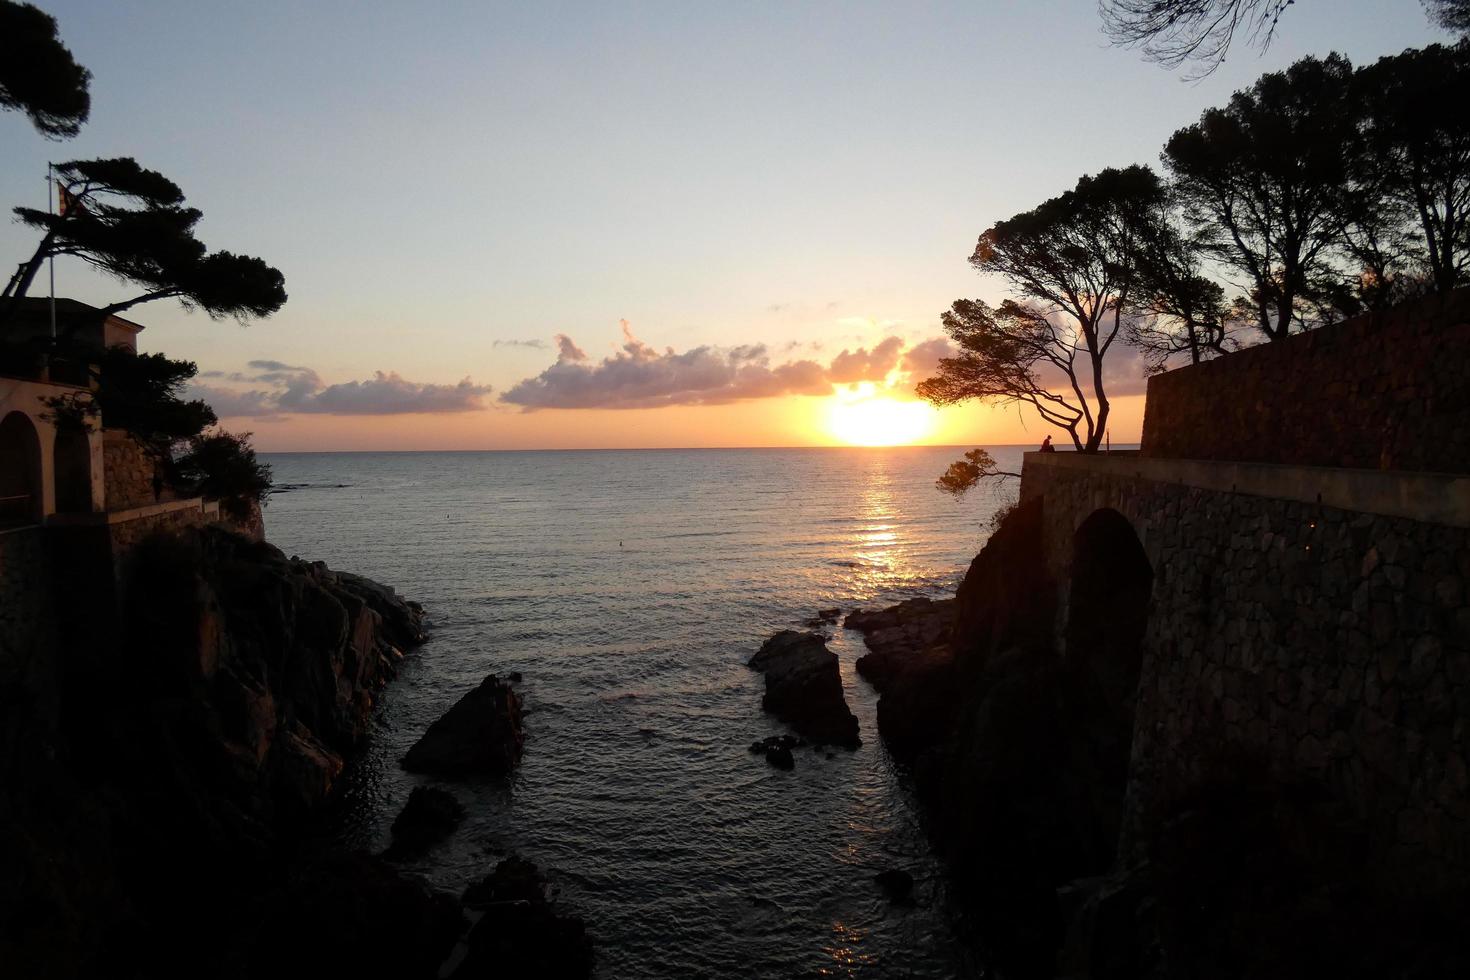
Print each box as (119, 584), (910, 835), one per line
(748, 631), (860, 747)
(462, 853), (546, 908)
(748, 734), (804, 753)
(402, 674), (524, 776)
(114, 524), (429, 827)
(247, 850), (464, 979)
(749, 733), (804, 769)
(0, 523), (461, 977)
(803, 607), (843, 627)
(847, 596), (959, 760)
(385, 786), (466, 860)
(450, 856), (593, 980)
(873, 868), (915, 903)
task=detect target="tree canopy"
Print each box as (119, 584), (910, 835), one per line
(920, 165), (1165, 453)
(1, 157), (287, 325)
(172, 431), (273, 519)
(1163, 54), (1359, 341)
(1101, 1), (1469, 77)
(0, 0), (90, 138)
(1099, 0), (1295, 77)
(1425, 0), (1470, 35)
(1352, 42), (1470, 297)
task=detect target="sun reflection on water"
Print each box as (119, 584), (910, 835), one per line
(819, 921), (879, 977)
(841, 463), (925, 597)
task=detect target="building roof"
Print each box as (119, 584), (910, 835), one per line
(8, 297), (147, 335)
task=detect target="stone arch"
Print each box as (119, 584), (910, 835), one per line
(0, 410), (44, 525)
(1066, 507), (1154, 712)
(1062, 507), (1155, 861)
(53, 427), (93, 514)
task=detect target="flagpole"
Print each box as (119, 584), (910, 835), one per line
(47, 162), (56, 340)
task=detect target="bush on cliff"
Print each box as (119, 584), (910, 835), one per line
(172, 429), (273, 520)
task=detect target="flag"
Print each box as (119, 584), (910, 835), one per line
(56, 180), (79, 216)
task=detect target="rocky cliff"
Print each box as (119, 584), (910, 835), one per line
(852, 499), (1470, 978)
(0, 524), (464, 978)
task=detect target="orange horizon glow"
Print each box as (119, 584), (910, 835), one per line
(227, 390), (1146, 453)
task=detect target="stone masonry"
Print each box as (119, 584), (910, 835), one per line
(1140, 288), (1470, 474)
(103, 429), (164, 511)
(1022, 457), (1470, 894)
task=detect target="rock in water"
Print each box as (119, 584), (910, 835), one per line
(748, 631), (860, 747)
(450, 856), (594, 980)
(846, 596), (958, 759)
(401, 674), (524, 775)
(385, 786), (466, 860)
(748, 734), (803, 769)
(873, 868), (916, 904)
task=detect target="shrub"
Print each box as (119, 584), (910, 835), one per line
(172, 430), (271, 519)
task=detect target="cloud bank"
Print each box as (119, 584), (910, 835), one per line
(191, 359), (492, 417)
(501, 324), (935, 411)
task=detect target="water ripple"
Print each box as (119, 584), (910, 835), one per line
(263, 446), (1016, 979)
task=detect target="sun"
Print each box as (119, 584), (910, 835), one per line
(826, 388), (937, 446)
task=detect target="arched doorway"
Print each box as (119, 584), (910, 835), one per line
(1063, 507), (1154, 860)
(54, 427), (93, 514)
(0, 411), (44, 525)
(1067, 508), (1154, 710)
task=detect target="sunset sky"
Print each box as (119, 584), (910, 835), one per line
(1, 1), (1446, 451)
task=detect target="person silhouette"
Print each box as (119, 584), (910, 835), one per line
(1040, 435), (1056, 453)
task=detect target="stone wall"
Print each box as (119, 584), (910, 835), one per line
(106, 501), (220, 580)
(103, 429), (162, 511)
(0, 526), (64, 730)
(0, 527), (52, 674)
(1140, 288), (1470, 474)
(1021, 457), (1470, 893)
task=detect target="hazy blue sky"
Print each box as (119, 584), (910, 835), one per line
(2, 1), (1448, 448)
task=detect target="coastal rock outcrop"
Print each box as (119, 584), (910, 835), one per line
(402, 673), (525, 775)
(748, 630), (860, 747)
(846, 596), (957, 757)
(449, 855), (595, 979)
(386, 786), (466, 860)
(117, 524), (428, 821)
(748, 733), (804, 769)
(1, 522), (438, 977)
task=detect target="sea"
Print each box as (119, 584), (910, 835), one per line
(259, 445), (1023, 979)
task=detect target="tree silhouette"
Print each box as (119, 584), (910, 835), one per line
(934, 448), (1021, 498)
(0, 1), (90, 138)
(42, 347), (217, 450)
(1351, 42), (1470, 296)
(919, 166), (1164, 453)
(1, 158), (286, 325)
(1100, 0), (1295, 77)
(173, 430), (273, 519)
(1163, 54), (1358, 342)
(1425, 0), (1470, 35)
(1124, 189), (1234, 369)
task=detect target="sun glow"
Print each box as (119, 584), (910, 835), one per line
(826, 386), (937, 446)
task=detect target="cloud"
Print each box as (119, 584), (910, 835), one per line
(554, 333), (587, 362)
(899, 337), (955, 383)
(827, 336), (904, 384)
(501, 323), (933, 411)
(492, 338), (549, 349)
(189, 385), (281, 418)
(191, 360), (492, 417)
